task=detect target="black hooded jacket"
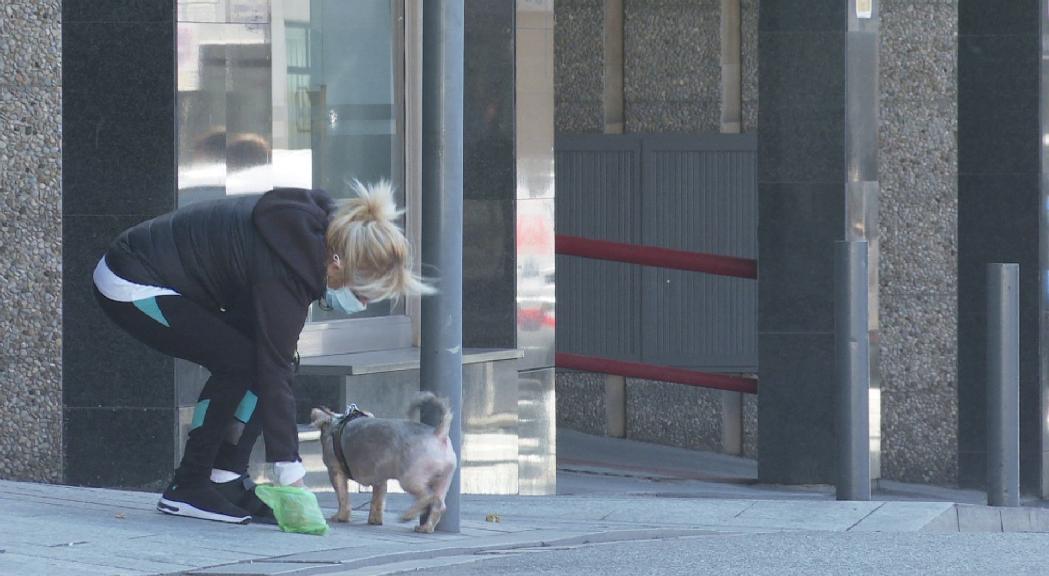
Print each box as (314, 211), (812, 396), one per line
(104, 188), (335, 463)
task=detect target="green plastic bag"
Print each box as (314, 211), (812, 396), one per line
(254, 485), (328, 535)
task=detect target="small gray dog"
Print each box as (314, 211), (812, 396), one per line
(310, 392), (457, 533)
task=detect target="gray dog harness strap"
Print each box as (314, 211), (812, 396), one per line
(331, 404), (371, 481)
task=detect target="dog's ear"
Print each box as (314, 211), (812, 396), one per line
(310, 407), (333, 429)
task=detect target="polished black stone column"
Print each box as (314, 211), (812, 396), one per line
(463, 1), (517, 350)
(758, 0), (879, 484)
(61, 0), (177, 489)
(957, 0), (1046, 496)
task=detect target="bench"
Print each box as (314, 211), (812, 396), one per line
(286, 346), (525, 495)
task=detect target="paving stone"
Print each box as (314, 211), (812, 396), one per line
(727, 500), (882, 532)
(189, 562), (334, 575)
(848, 502), (955, 532)
(1030, 509), (1049, 532)
(956, 505), (1003, 533)
(920, 506), (959, 533)
(1000, 508), (1033, 533)
(0, 552), (142, 576)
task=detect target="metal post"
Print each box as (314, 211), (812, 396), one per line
(836, 240), (870, 501)
(987, 263), (1019, 507)
(420, 0), (464, 532)
(719, 0), (741, 134)
(604, 375), (626, 438)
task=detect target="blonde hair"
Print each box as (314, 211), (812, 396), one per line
(326, 179), (434, 302)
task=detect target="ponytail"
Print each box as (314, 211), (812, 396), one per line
(326, 180), (435, 302)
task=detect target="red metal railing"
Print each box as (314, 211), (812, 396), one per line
(556, 352), (758, 394)
(556, 235), (757, 279)
(555, 234), (759, 395)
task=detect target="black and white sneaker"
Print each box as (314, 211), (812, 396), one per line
(157, 482), (252, 524)
(212, 475), (278, 525)
(211, 474), (252, 504)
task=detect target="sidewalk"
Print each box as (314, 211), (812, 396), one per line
(2, 432), (1046, 576)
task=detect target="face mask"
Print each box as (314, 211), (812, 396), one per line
(324, 286), (367, 315)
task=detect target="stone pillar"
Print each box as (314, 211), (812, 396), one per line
(1, 0), (62, 483)
(957, 1), (1047, 496)
(757, 0), (880, 484)
(879, 1), (958, 486)
(62, 0), (177, 488)
(464, 1), (517, 352)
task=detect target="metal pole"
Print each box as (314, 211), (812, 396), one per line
(420, 0), (464, 532)
(836, 240), (870, 501)
(987, 263), (1019, 507)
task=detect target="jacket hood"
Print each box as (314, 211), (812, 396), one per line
(253, 188), (335, 299)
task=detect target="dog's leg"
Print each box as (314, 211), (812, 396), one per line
(399, 493), (433, 523)
(329, 468), (351, 523)
(416, 467), (454, 533)
(417, 497), (446, 534)
(368, 481), (386, 525)
(398, 479), (434, 524)
(416, 501), (438, 533)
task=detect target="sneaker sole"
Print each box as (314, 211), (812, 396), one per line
(157, 497), (251, 524)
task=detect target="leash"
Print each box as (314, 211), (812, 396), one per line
(331, 404), (371, 481)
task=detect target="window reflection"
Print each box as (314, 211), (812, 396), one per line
(177, 0), (405, 323)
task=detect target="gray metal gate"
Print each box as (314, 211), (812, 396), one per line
(555, 133), (757, 372)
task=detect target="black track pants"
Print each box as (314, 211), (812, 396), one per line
(94, 287), (263, 486)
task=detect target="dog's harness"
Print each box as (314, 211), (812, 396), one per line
(331, 404), (371, 481)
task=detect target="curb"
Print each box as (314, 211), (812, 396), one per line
(182, 528), (720, 576)
(924, 504), (1049, 533)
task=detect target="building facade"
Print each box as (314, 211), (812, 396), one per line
(4, 0), (1047, 495)
(554, 0), (960, 487)
(1, 0), (557, 494)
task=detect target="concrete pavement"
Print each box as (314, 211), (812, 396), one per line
(3, 431), (1049, 575)
(413, 532), (1049, 576)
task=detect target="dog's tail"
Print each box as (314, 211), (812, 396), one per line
(408, 392), (453, 440)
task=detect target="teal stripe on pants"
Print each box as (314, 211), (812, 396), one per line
(233, 391), (258, 423)
(133, 297), (170, 327)
(191, 399), (211, 430)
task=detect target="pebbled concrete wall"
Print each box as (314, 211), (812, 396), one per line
(623, 0), (721, 133)
(879, 0), (959, 485)
(555, 370), (608, 436)
(0, 0), (63, 482)
(626, 379), (723, 452)
(554, 0), (605, 133)
(740, 0), (757, 132)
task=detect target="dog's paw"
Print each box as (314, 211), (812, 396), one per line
(330, 513), (350, 523)
(367, 515), (383, 526)
(414, 524), (435, 534)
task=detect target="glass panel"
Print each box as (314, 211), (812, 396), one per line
(177, 0), (405, 328)
(178, 0), (269, 23)
(277, 0), (402, 321)
(177, 21), (272, 204)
